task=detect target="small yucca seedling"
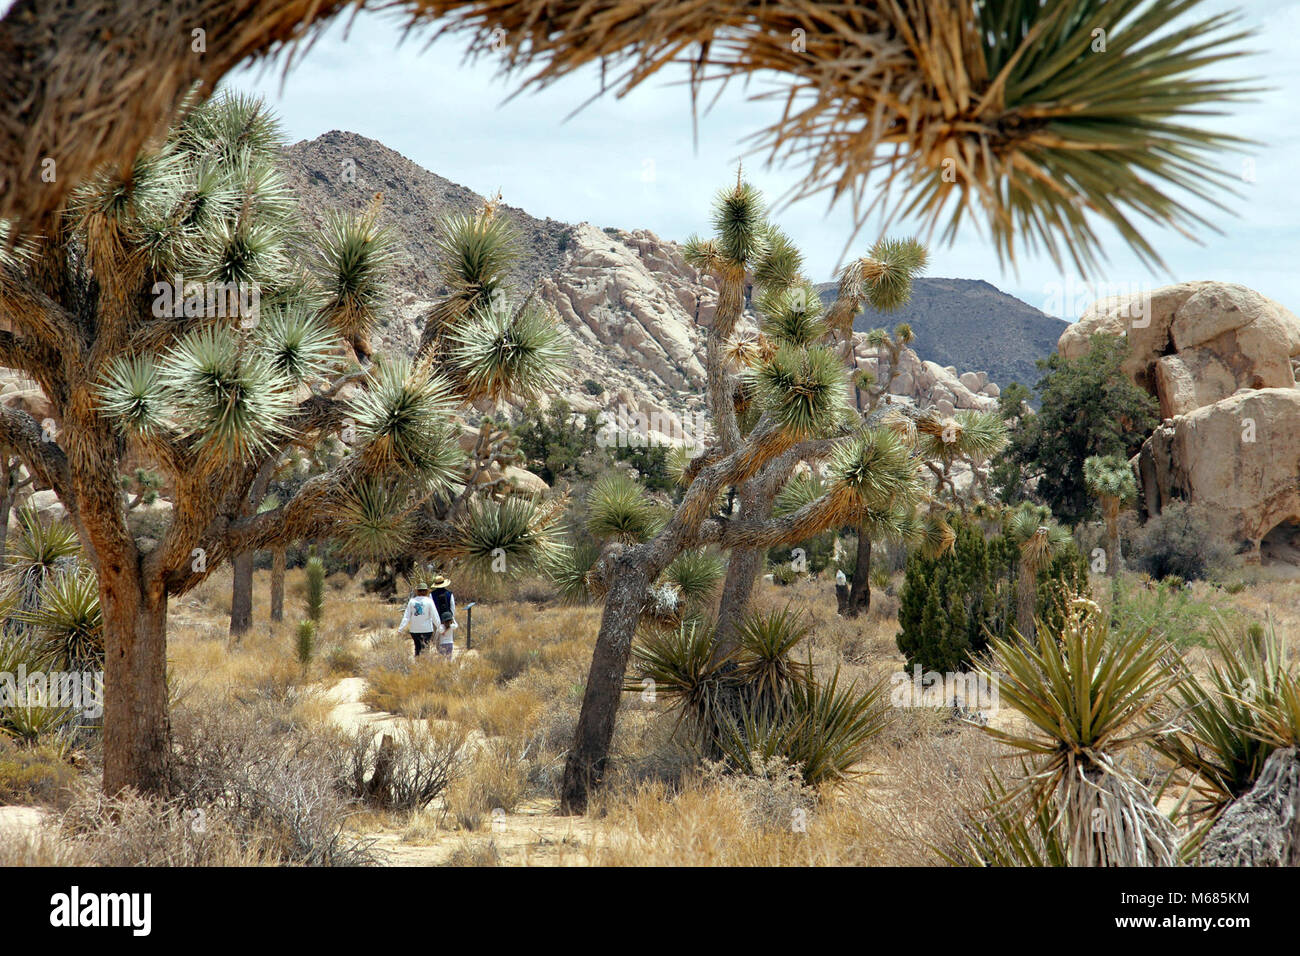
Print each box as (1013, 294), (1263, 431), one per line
(295, 619), (316, 667)
(304, 557), (325, 624)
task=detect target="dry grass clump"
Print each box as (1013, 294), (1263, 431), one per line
(0, 828), (87, 866)
(445, 740), (529, 831)
(443, 840), (501, 867)
(586, 723), (999, 867)
(333, 721), (468, 812)
(59, 791), (274, 867)
(363, 654), (498, 721)
(703, 754), (817, 833)
(0, 737), (84, 810)
(166, 700), (376, 865)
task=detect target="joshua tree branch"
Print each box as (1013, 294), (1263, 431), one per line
(0, 403), (73, 503)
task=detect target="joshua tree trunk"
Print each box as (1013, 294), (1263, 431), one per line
(230, 551), (254, 635)
(100, 567), (171, 796)
(846, 525), (872, 617)
(0, 458), (15, 564)
(230, 459), (278, 634)
(560, 559), (654, 813)
(270, 545), (286, 622)
(713, 546), (763, 659)
(1016, 568), (1037, 640)
(1104, 503), (1123, 576)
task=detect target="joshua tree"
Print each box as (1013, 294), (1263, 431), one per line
(1007, 503), (1075, 640)
(0, 94), (567, 795)
(549, 179), (964, 811)
(1084, 454), (1137, 577)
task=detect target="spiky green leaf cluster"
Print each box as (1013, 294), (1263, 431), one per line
(757, 281), (826, 348)
(1084, 454), (1138, 504)
(346, 357), (462, 484)
(434, 210), (519, 306)
(159, 325), (296, 461)
(660, 550), (725, 607)
(254, 303), (343, 384)
(447, 301), (571, 403)
(745, 344), (845, 439)
(337, 479), (413, 561)
(314, 208), (398, 343)
(455, 495), (560, 583)
(586, 473), (664, 544)
(827, 426), (922, 513)
(16, 566), (104, 670)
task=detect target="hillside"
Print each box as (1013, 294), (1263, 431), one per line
(817, 278), (1068, 391)
(279, 132), (1054, 424)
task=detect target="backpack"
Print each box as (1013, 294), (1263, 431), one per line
(430, 588), (455, 624)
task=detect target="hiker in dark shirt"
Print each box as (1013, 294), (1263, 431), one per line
(429, 575), (457, 658)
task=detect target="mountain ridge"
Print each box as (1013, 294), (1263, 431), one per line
(279, 131), (1061, 420)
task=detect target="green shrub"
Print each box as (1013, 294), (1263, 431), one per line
(896, 515), (1088, 673)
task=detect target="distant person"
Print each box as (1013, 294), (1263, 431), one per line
(429, 574), (457, 658)
(835, 567), (848, 615)
(399, 584), (437, 657)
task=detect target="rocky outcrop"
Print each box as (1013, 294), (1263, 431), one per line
(1061, 281), (1300, 417)
(1063, 282), (1300, 557)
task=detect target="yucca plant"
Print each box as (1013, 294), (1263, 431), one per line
(17, 565), (104, 671)
(939, 767), (1071, 867)
(731, 607), (811, 712)
(1190, 622), (1300, 864)
(1084, 455), (1138, 576)
(304, 557), (325, 625)
(626, 620), (735, 751)
(980, 599), (1181, 865)
(717, 666), (893, 787)
(3, 508), (80, 608)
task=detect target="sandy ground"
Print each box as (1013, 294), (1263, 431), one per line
(321, 646), (601, 866)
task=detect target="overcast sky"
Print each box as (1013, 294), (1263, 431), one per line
(224, 1), (1300, 318)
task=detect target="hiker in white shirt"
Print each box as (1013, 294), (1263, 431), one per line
(428, 575), (457, 658)
(398, 585), (438, 657)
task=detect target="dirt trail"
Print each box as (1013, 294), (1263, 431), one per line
(320, 651), (602, 867)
